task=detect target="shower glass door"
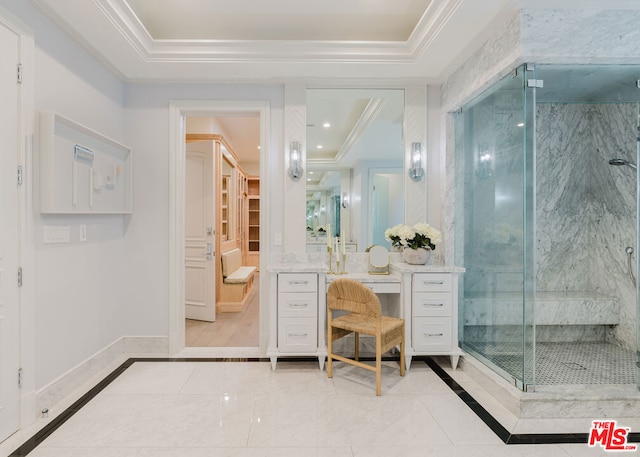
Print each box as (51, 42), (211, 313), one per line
(455, 64), (536, 389)
(637, 105), (640, 391)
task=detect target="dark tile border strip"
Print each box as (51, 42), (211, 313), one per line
(9, 358), (135, 456)
(423, 357), (640, 445)
(8, 356), (638, 455)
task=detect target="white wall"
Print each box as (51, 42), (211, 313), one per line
(121, 83), (285, 338)
(0, 0), (130, 392)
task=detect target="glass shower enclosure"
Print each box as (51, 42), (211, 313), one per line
(454, 63), (640, 391)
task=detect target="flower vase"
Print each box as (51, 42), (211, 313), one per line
(402, 247), (431, 265)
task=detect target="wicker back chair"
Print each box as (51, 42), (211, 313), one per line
(326, 278), (405, 395)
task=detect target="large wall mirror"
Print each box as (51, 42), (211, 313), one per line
(306, 88), (405, 252)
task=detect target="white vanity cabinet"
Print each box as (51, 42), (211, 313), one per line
(267, 270), (326, 370)
(410, 272), (462, 368)
(277, 273), (318, 353)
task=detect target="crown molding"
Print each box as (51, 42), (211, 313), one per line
(94, 0), (463, 64)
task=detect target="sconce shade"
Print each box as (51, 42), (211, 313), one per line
(409, 142), (425, 182)
(287, 140), (303, 181)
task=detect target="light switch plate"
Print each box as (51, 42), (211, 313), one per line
(79, 225), (87, 241)
(43, 226), (70, 244)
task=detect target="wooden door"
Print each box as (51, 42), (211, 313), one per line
(0, 20), (20, 442)
(185, 141), (216, 321)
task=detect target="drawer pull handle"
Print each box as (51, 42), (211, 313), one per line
(288, 333), (308, 338)
(425, 333), (444, 337)
(289, 280), (309, 285)
(289, 303), (308, 308)
(423, 280), (444, 285)
(423, 303), (444, 307)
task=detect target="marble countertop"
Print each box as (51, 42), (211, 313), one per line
(325, 272), (401, 283)
(267, 262), (328, 273)
(390, 263), (465, 273)
(267, 252), (464, 274)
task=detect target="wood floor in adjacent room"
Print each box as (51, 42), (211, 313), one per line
(185, 273), (259, 347)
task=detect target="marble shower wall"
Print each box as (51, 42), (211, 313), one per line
(536, 104), (592, 291)
(589, 104), (637, 351)
(536, 102), (637, 350)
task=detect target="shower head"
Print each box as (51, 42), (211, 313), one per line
(609, 158), (637, 170)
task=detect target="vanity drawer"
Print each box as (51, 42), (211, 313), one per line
(278, 292), (317, 318)
(413, 293), (452, 317)
(412, 273), (451, 293)
(278, 273), (318, 293)
(361, 282), (401, 294)
(278, 318), (317, 353)
(413, 317), (452, 352)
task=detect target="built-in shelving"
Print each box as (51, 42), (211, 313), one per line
(221, 175), (230, 241)
(246, 177), (260, 268)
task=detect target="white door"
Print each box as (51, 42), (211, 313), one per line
(0, 21), (20, 442)
(185, 141), (216, 321)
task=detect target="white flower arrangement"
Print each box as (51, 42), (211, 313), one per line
(384, 223), (442, 250)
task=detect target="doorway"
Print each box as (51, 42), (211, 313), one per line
(185, 115), (261, 347)
(168, 101), (270, 356)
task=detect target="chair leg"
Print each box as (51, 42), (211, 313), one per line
(400, 326), (406, 377)
(327, 332), (333, 378)
(354, 332), (359, 361)
(375, 335), (382, 396)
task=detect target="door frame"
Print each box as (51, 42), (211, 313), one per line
(0, 4), (35, 427)
(168, 100), (270, 354)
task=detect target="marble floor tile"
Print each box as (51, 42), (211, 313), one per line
(330, 361), (452, 395)
(180, 361), (335, 396)
(40, 393), (255, 448)
(249, 392), (453, 447)
(135, 447), (355, 457)
(102, 361), (198, 395)
(28, 447), (141, 457)
(419, 393), (505, 446)
(8, 359), (639, 457)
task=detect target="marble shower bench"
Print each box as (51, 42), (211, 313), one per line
(463, 291), (619, 326)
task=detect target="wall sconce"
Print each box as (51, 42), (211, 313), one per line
(409, 142), (425, 182)
(287, 140), (303, 181)
(342, 192), (349, 208)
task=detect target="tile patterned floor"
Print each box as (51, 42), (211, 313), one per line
(5, 358), (639, 456)
(464, 341), (636, 385)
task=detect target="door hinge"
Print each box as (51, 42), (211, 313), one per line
(17, 165), (23, 186)
(17, 63), (22, 84)
(17, 267), (22, 287)
(18, 368), (23, 388)
(527, 79), (544, 88)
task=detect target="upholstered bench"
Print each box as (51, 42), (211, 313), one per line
(219, 249), (257, 312)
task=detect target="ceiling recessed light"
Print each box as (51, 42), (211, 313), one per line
(309, 171), (314, 174)
(257, 145), (261, 149)
(317, 145), (323, 149)
(323, 122), (331, 128)
(517, 122), (524, 127)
